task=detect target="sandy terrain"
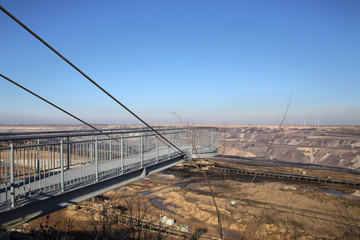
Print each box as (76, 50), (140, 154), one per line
(18, 163), (360, 240)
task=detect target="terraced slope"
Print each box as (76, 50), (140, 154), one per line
(219, 126), (360, 170)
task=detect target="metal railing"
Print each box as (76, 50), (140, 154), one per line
(0, 127), (218, 211)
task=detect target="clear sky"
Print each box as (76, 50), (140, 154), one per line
(1, 0), (359, 126)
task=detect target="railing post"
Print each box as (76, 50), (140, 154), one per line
(193, 129), (196, 148)
(37, 139), (40, 189)
(121, 136), (124, 173)
(90, 136), (93, 163)
(95, 138), (99, 182)
(168, 133), (170, 159)
(109, 136), (112, 161)
(155, 136), (158, 163)
(10, 142), (15, 208)
(60, 140), (64, 193)
(178, 131), (181, 149)
(66, 136), (70, 170)
(211, 129), (214, 151)
(140, 134), (143, 168)
(215, 129), (218, 151)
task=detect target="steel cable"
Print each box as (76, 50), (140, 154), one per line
(0, 73), (119, 142)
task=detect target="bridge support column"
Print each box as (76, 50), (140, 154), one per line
(141, 167), (147, 178)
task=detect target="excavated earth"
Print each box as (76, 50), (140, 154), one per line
(16, 163), (360, 240)
(218, 125), (360, 170)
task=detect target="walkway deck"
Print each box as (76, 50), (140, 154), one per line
(0, 127), (218, 227)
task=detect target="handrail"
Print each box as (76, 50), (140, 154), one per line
(0, 127), (218, 142)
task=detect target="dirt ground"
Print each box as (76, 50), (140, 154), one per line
(17, 162), (360, 240)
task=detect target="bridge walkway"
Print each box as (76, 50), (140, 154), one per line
(0, 126), (218, 227)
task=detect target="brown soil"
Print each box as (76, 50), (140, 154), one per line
(17, 163), (360, 240)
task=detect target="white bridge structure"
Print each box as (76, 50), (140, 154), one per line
(0, 126), (218, 227)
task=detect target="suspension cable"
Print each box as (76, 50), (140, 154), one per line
(0, 73), (119, 142)
(0, 5), (187, 157)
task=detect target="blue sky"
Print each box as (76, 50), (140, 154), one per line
(1, 0), (359, 125)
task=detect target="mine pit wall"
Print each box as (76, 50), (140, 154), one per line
(218, 126), (360, 170)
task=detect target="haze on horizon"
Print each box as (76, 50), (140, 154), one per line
(1, 1), (359, 126)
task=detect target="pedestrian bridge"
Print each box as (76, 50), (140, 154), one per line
(0, 126), (218, 228)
